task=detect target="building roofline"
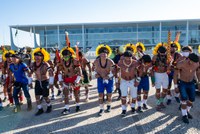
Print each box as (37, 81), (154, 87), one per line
(9, 18), (200, 28)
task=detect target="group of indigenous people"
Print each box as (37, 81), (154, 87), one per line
(0, 40), (200, 124)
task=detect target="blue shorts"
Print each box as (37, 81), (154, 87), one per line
(179, 80), (195, 102)
(137, 76), (149, 91)
(97, 78), (114, 94)
(168, 71), (174, 86)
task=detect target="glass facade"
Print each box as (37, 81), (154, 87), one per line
(11, 19), (200, 52)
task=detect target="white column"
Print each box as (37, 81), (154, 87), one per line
(57, 25), (60, 49)
(45, 26), (47, 50)
(10, 27), (18, 50)
(186, 20), (189, 46)
(82, 25), (85, 52)
(33, 26), (39, 48)
(136, 24), (138, 42)
(159, 21), (162, 43)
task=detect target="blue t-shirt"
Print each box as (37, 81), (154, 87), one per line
(9, 62), (29, 84)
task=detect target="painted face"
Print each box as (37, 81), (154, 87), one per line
(63, 55), (71, 61)
(34, 55), (43, 63)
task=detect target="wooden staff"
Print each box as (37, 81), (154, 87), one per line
(167, 30), (171, 63)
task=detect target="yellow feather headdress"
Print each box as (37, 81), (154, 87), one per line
(136, 42), (146, 52)
(60, 46), (76, 58)
(153, 42), (168, 55)
(124, 43), (136, 54)
(2, 50), (15, 61)
(171, 41), (181, 52)
(95, 44), (112, 57)
(32, 47), (50, 62)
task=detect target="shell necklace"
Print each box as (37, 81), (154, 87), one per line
(123, 60), (132, 72)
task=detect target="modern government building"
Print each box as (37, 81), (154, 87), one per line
(10, 19), (200, 53)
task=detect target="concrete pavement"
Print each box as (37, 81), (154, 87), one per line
(0, 79), (200, 134)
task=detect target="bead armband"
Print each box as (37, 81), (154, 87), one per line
(135, 77), (141, 83)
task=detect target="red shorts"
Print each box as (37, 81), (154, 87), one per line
(64, 75), (80, 90)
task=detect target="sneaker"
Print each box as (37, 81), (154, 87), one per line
(35, 108), (44, 116)
(156, 105), (162, 111)
(75, 106), (80, 112)
(51, 95), (56, 100)
(182, 115), (189, 124)
(2, 97), (7, 102)
(105, 105), (111, 113)
(46, 105), (52, 113)
(187, 112), (193, 119)
(131, 107), (136, 113)
(137, 106), (143, 113)
(160, 103), (166, 109)
(121, 110), (126, 116)
(62, 108), (70, 115)
(166, 99), (172, 105)
(7, 103), (14, 107)
(98, 109), (104, 116)
(57, 90), (62, 96)
(175, 97), (180, 103)
(13, 105), (21, 113)
(143, 104), (148, 110)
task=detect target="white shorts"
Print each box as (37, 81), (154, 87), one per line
(120, 79), (137, 98)
(154, 72), (169, 89)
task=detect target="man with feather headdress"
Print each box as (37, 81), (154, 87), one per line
(93, 44), (115, 116)
(152, 43), (171, 111)
(29, 48), (53, 116)
(2, 50), (16, 106)
(117, 47), (142, 116)
(57, 46), (82, 115)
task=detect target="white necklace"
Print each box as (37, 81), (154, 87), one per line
(123, 60), (132, 72)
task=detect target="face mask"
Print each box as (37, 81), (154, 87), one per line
(63, 56), (71, 61)
(182, 52), (189, 57)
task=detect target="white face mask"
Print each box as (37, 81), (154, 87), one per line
(182, 52), (190, 57)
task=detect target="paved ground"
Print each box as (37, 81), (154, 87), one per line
(1, 79), (200, 134)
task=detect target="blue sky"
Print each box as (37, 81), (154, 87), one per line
(0, 0), (200, 47)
